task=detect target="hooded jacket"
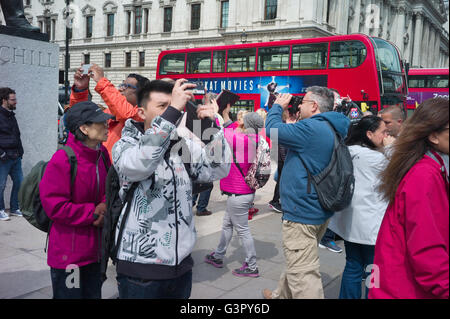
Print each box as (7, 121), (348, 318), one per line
(112, 107), (231, 280)
(39, 133), (111, 269)
(265, 104), (350, 225)
(369, 155), (449, 299)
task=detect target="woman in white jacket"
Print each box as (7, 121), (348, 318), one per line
(328, 115), (394, 299)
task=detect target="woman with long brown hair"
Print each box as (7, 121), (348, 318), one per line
(369, 98), (449, 299)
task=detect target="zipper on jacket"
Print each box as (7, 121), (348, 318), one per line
(165, 157), (179, 276)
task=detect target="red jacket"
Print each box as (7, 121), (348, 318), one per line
(369, 155), (449, 299)
(69, 78), (142, 159)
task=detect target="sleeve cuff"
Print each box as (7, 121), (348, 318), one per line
(161, 106), (183, 125)
(72, 86), (87, 93)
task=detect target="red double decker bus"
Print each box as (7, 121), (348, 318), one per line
(406, 68), (449, 117)
(156, 34), (407, 119)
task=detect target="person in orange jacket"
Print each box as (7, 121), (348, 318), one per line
(69, 64), (150, 158)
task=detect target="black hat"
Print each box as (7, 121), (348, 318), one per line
(65, 101), (114, 133)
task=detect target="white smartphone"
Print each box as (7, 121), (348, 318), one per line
(82, 64), (92, 75)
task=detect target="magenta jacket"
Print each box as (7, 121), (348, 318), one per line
(220, 128), (259, 195)
(369, 155), (449, 299)
(39, 133), (110, 269)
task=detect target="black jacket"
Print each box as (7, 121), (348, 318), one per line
(0, 106), (24, 160)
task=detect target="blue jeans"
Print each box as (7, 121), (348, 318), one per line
(192, 188), (212, 212)
(117, 270), (192, 299)
(339, 241), (375, 299)
(0, 158), (23, 211)
(50, 262), (102, 299)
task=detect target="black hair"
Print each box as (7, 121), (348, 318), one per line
(73, 127), (88, 142)
(137, 80), (174, 108)
(127, 73), (151, 91)
(345, 115), (384, 150)
(0, 87), (16, 104)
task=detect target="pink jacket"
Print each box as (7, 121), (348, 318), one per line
(39, 134), (110, 269)
(369, 155), (449, 299)
(220, 128), (258, 195)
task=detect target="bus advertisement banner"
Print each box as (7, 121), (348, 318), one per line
(194, 75), (327, 111)
(407, 91), (450, 108)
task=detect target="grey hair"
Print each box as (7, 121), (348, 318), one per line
(305, 86), (335, 113)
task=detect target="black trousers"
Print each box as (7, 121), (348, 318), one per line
(50, 262), (102, 299)
(272, 159), (284, 203)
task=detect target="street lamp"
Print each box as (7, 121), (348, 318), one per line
(64, 0), (70, 105)
(240, 29), (247, 43)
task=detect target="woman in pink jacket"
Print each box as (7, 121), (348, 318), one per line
(40, 101), (112, 299)
(205, 111), (266, 278)
(369, 97), (449, 299)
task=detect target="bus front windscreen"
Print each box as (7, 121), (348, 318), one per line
(372, 38), (406, 97)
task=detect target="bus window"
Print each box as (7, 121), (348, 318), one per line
(227, 48), (256, 72)
(230, 100), (255, 121)
(408, 75), (449, 88)
(187, 52), (211, 74)
(329, 41), (367, 68)
(374, 40), (401, 73)
(258, 46), (290, 71)
(213, 51), (226, 73)
(159, 53), (185, 74)
(291, 43), (328, 70)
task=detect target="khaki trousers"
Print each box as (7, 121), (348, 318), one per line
(272, 219), (329, 299)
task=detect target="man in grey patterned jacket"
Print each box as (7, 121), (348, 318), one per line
(112, 79), (231, 299)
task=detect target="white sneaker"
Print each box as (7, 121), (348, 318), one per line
(10, 209), (23, 217)
(0, 210), (10, 221)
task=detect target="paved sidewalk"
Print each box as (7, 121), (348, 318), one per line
(0, 177), (347, 299)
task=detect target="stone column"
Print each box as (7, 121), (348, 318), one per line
(434, 28), (441, 67)
(412, 11), (423, 67)
(396, 5), (406, 54)
(427, 24), (436, 67)
(421, 19), (429, 67)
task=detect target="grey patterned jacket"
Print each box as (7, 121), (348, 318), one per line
(112, 112), (231, 269)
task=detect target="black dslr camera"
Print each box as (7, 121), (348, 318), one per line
(273, 92), (303, 115)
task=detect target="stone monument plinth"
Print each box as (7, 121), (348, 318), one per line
(0, 29), (58, 210)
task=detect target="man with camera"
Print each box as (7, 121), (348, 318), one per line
(111, 79), (231, 299)
(263, 86), (350, 299)
(69, 64), (150, 158)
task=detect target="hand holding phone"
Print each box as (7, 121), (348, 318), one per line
(216, 90), (240, 114)
(82, 64), (92, 75)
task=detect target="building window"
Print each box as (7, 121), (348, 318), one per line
(164, 7), (173, 32)
(144, 8), (149, 33)
(125, 52), (132, 67)
(44, 17), (51, 36)
(84, 54), (90, 64)
(86, 16), (93, 38)
(264, 0), (277, 20)
(220, 1), (229, 28)
(139, 52), (145, 67)
(105, 53), (111, 68)
(127, 11), (131, 34)
(191, 3), (201, 30)
(134, 6), (142, 34)
(107, 14), (114, 37)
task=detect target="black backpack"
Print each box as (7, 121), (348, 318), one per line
(299, 121), (355, 212)
(101, 166), (138, 282)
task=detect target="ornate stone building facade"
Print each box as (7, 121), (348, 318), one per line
(1, 0), (448, 97)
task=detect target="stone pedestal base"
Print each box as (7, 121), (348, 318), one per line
(0, 32), (58, 210)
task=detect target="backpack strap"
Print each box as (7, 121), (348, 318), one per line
(112, 182), (138, 261)
(60, 146), (78, 187)
(297, 120), (338, 194)
(231, 148), (246, 180)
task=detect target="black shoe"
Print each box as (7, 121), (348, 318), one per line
(196, 210), (212, 216)
(268, 201), (282, 213)
(0, 0), (41, 32)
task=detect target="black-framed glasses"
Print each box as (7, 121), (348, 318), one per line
(301, 99), (316, 105)
(119, 82), (137, 90)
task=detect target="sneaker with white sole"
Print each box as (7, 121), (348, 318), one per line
(0, 210), (10, 221)
(9, 209), (23, 217)
(319, 241), (343, 253)
(268, 201), (282, 213)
